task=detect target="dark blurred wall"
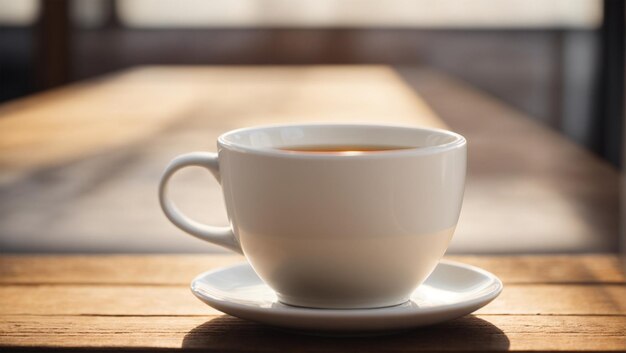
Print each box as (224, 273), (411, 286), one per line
(0, 26), (35, 101)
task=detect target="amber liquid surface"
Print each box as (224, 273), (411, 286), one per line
(277, 145), (414, 155)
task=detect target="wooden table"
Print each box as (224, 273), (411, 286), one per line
(0, 66), (623, 350)
(0, 65), (618, 253)
(0, 255), (625, 351)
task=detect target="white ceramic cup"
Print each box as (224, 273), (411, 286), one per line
(159, 124), (466, 309)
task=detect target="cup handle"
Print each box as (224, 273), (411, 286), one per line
(158, 152), (243, 254)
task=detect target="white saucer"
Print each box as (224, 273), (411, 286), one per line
(191, 260), (502, 333)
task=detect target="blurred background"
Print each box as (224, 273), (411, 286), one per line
(0, 0), (624, 254)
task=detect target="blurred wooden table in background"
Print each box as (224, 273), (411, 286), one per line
(0, 255), (625, 351)
(0, 65), (618, 253)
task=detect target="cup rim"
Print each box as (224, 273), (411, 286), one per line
(217, 123), (466, 159)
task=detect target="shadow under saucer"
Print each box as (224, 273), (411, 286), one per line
(182, 314), (510, 351)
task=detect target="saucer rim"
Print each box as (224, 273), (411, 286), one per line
(190, 259), (503, 318)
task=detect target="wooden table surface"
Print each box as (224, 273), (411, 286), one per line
(0, 65), (618, 253)
(0, 255), (625, 352)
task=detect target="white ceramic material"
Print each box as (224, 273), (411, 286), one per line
(160, 124), (467, 309)
(191, 260), (502, 332)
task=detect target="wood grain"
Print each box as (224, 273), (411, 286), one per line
(0, 284), (624, 316)
(1, 255), (623, 285)
(0, 255), (624, 351)
(1, 315), (624, 351)
(0, 255), (246, 285)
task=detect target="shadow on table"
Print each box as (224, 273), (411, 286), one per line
(182, 315), (510, 351)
